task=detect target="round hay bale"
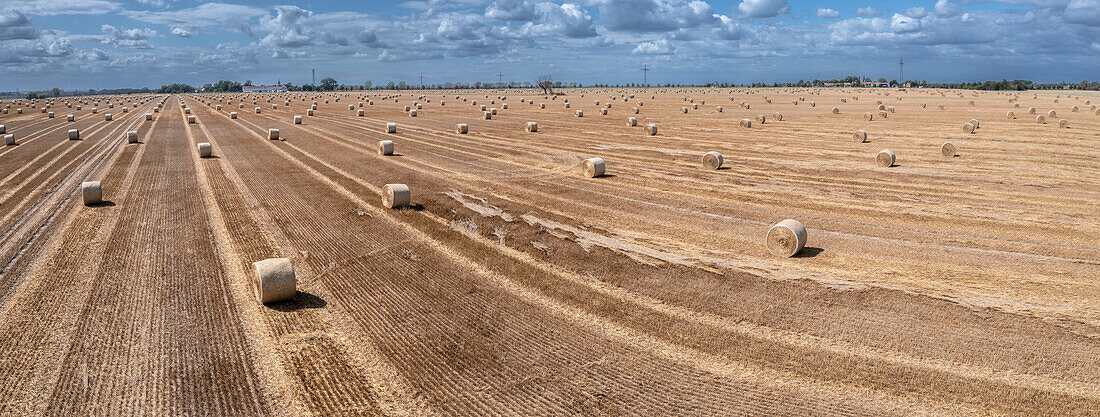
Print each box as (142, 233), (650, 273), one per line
(68, 129), (80, 140)
(1047, 109), (1057, 118)
(853, 130), (867, 143)
(526, 121), (538, 132)
(81, 181), (102, 206)
(772, 112), (783, 121)
(1059, 119), (1069, 128)
(490, 108), (497, 115)
(863, 112), (873, 121)
(127, 131), (138, 143)
(308, 109), (314, 116)
(740, 119), (752, 128)
(627, 117), (637, 126)
(645, 123), (657, 135)
(755, 114), (766, 124)
(410, 110), (417, 117)
(268, 128), (280, 140)
(540, 103), (546, 109)
(67, 114), (74, 122)
(256, 107), (262, 114)
(484, 111), (492, 120)
(682, 107), (689, 114)
(382, 184), (411, 208)
(358, 109), (365, 117)
(198, 142), (212, 158)
(251, 258), (296, 304)
(888, 106), (895, 113)
(105, 114), (113, 121)
(185, 108), (191, 114)
(702, 151), (723, 170)
(48, 112), (54, 118)
(386, 122), (397, 133)
(1036, 115), (1046, 124)
(876, 149), (896, 167)
(564, 103), (571, 108)
(941, 142), (957, 157)
(188, 116), (196, 124)
(766, 219), (806, 257)
(456, 123), (469, 134)
(231, 112), (238, 119)
(1005, 111), (1015, 119)
(583, 158), (606, 178)
(963, 122), (975, 134)
(969, 118), (980, 128)
(878, 110), (888, 119)
(1027, 107), (1036, 114)
(378, 140), (394, 155)
(294, 115), (302, 124)
(3, 134), (14, 146)
(877, 104), (886, 111)
(576, 110), (584, 117)
(938, 104), (945, 110)
(832, 107), (840, 114)
(1071, 105), (1078, 112)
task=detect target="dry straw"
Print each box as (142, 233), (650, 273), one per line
(252, 258), (296, 304)
(378, 140), (394, 155)
(941, 142), (957, 157)
(702, 151), (723, 170)
(198, 142), (213, 158)
(382, 184), (411, 208)
(583, 158), (606, 178)
(81, 181), (102, 206)
(766, 219), (807, 257)
(876, 149), (896, 167)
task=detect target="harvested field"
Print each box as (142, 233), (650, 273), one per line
(1, 88), (1099, 416)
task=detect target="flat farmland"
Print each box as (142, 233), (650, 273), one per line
(0, 88), (1098, 416)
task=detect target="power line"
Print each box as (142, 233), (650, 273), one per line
(498, 72), (504, 84)
(642, 64), (650, 86)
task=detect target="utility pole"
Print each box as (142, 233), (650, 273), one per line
(419, 73), (424, 89)
(642, 64), (650, 86)
(497, 72), (504, 85)
(312, 69), (315, 86)
(899, 57), (904, 85)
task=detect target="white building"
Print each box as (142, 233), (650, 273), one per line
(243, 85), (288, 93)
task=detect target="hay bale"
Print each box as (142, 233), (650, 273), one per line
(645, 123), (658, 136)
(256, 107), (262, 114)
(740, 119), (752, 128)
(888, 106), (895, 113)
(1036, 115), (1046, 124)
(3, 134), (13, 146)
(378, 140), (394, 155)
(231, 112), (238, 119)
(484, 111), (492, 120)
(702, 151), (723, 170)
(969, 118), (980, 128)
(1071, 105), (1079, 112)
(410, 110), (417, 117)
(876, 149), (896, 167)
(877, 104), (886, 111)
(188, 116), (196, 124)
(766, 219), (806, 257)
(198, 142), (212, 158)
(491, 108), (497, 115)
(1059, 119), (1069, 128)
(755, 114), (766, 124)
(1005, 111), (1015, 119)
(127, 131), (138, 143)
(105, 114), (113, 121)
(963, 122), (975, 134)
(682, 107), (689, 114)
(832, 107), (840, 114)
(268, 128), (280, 140)
(67, 114), (74, 122)
(525, 122), (538, 132)
(68, 129), (80, 140)
(251, 258), (296, 304)
(941, 142), (957, 157)
(1027, 107), (1036, 114)
(81, 181), (102, 206)
(358, 109), (365, 117)
(853, 130), (867, 143)
(382, 184), (411, 208)
(627, 117), (637, 126)
(863, 112), (873, 121)
(48, 112), (54, 118)
(772, 112), (783, 121)
(540, 103), (546, 109)
(583, 158), (606, 178)
(456, 123), (468, 134)
(878, 110), (888, 119)
(1047, 109), (1057, 118)
(294, 115), (302, 124)
(308, 109), (314, 116)
(386, 122), (397, 133)
(576, 110), (584, 117)
(938, 104), (945, 110)
(921, 102), (928, 108)
(716, 106), (723, 113)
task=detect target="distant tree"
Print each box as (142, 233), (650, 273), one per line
(319, 77), (338, 91)
(244, 80), (253, 86)
(535, 75), (554, 94)
(363, 80), (372, 89)
(51, 87), (61, 97)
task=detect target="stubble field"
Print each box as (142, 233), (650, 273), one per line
(0, 87), (1098, 416)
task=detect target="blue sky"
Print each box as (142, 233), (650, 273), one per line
(1, 0), (1098, 90)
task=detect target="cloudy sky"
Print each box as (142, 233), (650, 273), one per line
(1, 0), (1098, 91)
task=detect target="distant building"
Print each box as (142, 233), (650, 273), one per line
(243, 85), (288, 93)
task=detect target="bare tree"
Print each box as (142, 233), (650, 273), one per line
(536, 75), (554, 95)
